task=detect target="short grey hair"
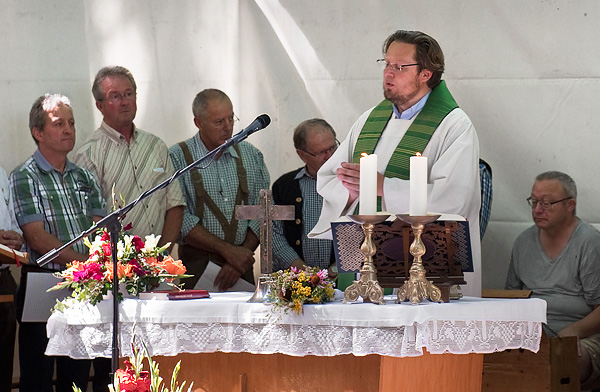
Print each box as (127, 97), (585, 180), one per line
(29, 93), (72, 144)
(293, 118), (336, 151)
(192, 89), (230, 118)
(92, 66), (137, 102)
(535, 171), (577, 200)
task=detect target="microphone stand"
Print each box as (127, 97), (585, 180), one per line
(37, 125), (265, 373)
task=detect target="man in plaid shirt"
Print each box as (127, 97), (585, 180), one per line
(11, 94), (106, 392)
(169, 89), (269, 291)
(272, 119), (338, 277)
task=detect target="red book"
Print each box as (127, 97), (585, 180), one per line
(138, 290), (210, 301)
(167, 289), (210, 300)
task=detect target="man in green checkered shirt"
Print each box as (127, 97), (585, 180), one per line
(10, 94), (107, 392)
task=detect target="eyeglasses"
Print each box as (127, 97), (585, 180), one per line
(105, 90), (136, 104)
(527, 196), (572, 210)
(376, 59), (420, 73)
(302, 139), (340, 159)
(211, 114), (239, 128)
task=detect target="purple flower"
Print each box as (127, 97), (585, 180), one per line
(128, 259), (147, 276)
(132, 236), (145, 252)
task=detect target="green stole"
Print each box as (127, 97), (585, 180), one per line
(352, 80), (458, 211)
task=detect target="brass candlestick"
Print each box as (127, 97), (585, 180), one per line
(343, 214), (390, 305)
(396, 214), (443, 305)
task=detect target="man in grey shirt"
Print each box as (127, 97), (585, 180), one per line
(506, 171), (600, 389)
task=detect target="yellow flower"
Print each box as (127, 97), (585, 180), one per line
(292, 299), (302, 314)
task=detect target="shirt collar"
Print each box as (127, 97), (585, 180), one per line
(100, 120), (139, 144)
(392, 90), (431, 120)
(33, 149), (77, 174)
(193, 133), (239, 159)
(294, 166), (316, 180)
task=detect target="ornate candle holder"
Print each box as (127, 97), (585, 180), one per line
(343, 214), (390, 305)
(395, 214), (443, 305)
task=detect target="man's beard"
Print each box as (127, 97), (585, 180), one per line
(382, 77), (421, 109)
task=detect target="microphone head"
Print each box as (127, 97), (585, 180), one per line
(257, 114), (271, 128)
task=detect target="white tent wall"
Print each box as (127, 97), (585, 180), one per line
(1, 1), (599, 298)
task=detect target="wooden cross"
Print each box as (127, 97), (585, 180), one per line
(235, 189), (295, 274)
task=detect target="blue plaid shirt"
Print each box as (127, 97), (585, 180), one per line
(169, 133), (270, 244)
(479, 160), (492, 239)
(272, 167), (332, 270)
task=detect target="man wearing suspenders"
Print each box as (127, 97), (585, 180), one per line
(169, 89), (270, 291)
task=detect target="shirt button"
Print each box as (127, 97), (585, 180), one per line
(295, 240), (301, 246)
(295, 197), (302, 203)
(295, 219), (301, 225)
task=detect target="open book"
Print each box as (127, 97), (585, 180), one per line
(0, 243), (28, 265)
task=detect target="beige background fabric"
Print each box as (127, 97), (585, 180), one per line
(1, 1), (599, 292)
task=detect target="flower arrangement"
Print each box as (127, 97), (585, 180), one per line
(72, 338), (193, 392)
(50, 223), (189, 308)
(267, 267), (336, 314)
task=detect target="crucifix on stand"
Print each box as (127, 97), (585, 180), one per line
(235, 189), (295, 301)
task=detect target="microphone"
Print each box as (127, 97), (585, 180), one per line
(229, 114), (271, 144)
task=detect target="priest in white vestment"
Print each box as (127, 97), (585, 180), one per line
(310, 30), (482, 297)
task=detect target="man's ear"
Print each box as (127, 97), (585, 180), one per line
(567, 199), (577, 214)
(296, 149), (309, 164)
(32, 127), (43, 144)
(420, 69), (433, 84)
(95, 100), (103, 112)
(193, 116), (203, 130)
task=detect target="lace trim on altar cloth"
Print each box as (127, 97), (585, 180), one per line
(46, 319), (542, 359)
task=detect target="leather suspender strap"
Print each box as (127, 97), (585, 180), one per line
(178, 142), (249, 244)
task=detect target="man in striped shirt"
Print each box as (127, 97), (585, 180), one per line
(75, 66), (185, 248)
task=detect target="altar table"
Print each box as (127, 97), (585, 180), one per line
(46, 293), (546, 392)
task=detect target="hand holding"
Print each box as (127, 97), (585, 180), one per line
(214, 263), (243, 292)
(0, 229), (23, 250)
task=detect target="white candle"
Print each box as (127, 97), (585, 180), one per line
(409, 153), (428, 216)
(359, 153), (378, 215)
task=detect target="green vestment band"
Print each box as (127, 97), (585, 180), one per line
(351, 81), (458, 212)
(352, 80), (459, 179)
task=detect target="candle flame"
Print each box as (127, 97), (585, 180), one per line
(361, 152), (368, 157)
(415, 152), (422, 157)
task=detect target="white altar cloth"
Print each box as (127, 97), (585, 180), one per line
(46, 292), (546, 359)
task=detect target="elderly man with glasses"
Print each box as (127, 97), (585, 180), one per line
(169, 89), (269, 291)
(506, 171), (600, 389)
(310, 30), (481, 296)
(272, 118), (339, 277)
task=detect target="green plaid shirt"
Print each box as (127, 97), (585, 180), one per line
(169, 133), (270, 244)
(10, 149), (106, 270)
